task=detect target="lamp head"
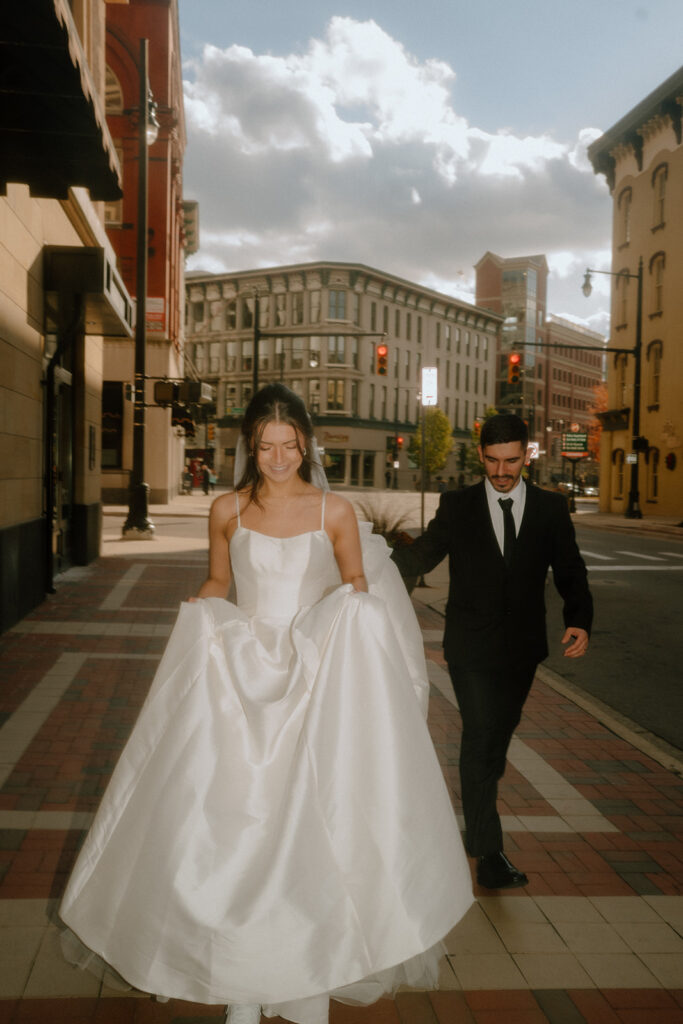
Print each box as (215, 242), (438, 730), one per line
(582, 270), (592, 298)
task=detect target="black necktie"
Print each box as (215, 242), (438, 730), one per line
(498, 497), (515, 567)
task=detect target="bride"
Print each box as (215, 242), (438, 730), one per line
(60, 383), (473, 1024)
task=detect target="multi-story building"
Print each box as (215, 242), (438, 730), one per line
(475, 251), (605, 486)
(544, 316), (605, 485)
(101, 0), (189, 503)
(185, 262), (502, 488)
(588, 66), (683, 516)
(0, 1), (134, 632)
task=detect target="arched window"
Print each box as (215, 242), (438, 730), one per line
(612, 448), (625, 499)
(649, 252), (665, 315)
(615, 271), (629, 326)
(647, 341), (662, 408)
(652, 163), (667, 227)
(614, 352), (628, 407)
(105, 66), (124, 114)
(617, 187), (632, 246)
(646, 447), (659, 501)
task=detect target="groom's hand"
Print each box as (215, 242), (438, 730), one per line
(561, 627), (589, 658)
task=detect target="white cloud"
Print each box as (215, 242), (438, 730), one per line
(183, 17), (612, 328)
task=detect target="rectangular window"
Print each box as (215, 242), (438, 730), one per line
(369, 383), (375, 419)
(465, 364), (470, 390)
(224, 384), (238, 415)
(310, 290), (321, 324)
(436, 323), (441, 348)
(351, 381), (359, 415)
(292, 292), (304, 325)
(455, 363), (460, 389)
(291, 337), (304, 370)
(241, 341), (253, 371)
(327, 379), (345, 410)
(370, 302), (377, 332)
(406, 312), (412, 340)
(417, 316), (422, 344)
(474, 366), (479, 393)
(101, 381), (123, 468)
(381, 385), (387, 419)
(328, 336), (345, 364)
(446, 361), (450, 387)
(383, 305), (389, 332)
(351, 292), (360, 325)
(309, 378), (321, 414)
(209, 342), (220, 373)
(226, 340), (238, 371)
(405, 350), (410, 380)
(465, 331), (470, 356)
(350, 336), (358, 369)
(445, 324), (451, 351)
(309, 336), (321, 369)
(328, 290), (346, 319)
(395, 309), (401, 337)
(456, 328), (461, 354)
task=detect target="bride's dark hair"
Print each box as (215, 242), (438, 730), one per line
(236, 383), (315, 504)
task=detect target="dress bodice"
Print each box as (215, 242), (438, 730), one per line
(230, 527), (342, 620)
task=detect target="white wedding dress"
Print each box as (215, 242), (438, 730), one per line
(60, 494), (473, 1024)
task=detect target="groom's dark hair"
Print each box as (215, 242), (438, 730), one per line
(480, 414), (528, 450)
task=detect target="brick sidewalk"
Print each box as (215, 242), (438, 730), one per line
(0, 544), (682, 1023)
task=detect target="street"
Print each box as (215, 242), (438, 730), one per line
(543, 521), (683, 753)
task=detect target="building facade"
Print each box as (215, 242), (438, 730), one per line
(101, 0), (189, 503)
(185, 262), (502, 488)
(0, 0), (134, 632)
(475, 251), (605, 486)
(588, 66), (683, 516)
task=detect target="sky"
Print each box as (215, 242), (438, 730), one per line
(178, 0), (683, 338)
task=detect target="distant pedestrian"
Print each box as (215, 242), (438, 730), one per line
(202, 464), (210, 495)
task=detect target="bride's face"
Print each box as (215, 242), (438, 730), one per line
(255, 421), (304, 484)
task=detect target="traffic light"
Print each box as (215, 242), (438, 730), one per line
(207, 424), (215, 442)
(376, 343), (388, 375)
(473, 420), (481, 438)
(508, 352), (521, 385)
(396, 436), (404, 449)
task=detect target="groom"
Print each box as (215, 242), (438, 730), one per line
(392, 414), (593, 890)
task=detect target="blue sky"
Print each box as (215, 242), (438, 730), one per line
(178, 0), (683, 333)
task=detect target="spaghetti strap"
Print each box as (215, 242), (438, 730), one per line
(320, 491), (327, 531)
(234, 490), (241, 527)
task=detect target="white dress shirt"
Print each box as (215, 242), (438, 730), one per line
(484, 477), (526, 557)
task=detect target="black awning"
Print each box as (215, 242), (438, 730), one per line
(0, 0), (122, 201)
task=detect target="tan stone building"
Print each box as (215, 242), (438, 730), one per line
(185, 262), (502, 488)
(0, 1), (134, 632)
(589, 66), (683, 517)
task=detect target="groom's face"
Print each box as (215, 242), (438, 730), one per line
(477, 441), (527, 493)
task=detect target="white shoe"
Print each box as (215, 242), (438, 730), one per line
(224, 1004), (261, 1024)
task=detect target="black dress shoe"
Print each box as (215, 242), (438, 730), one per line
(476, 851), (528, 890)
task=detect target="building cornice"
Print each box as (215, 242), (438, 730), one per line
(588, 64), (683, 189)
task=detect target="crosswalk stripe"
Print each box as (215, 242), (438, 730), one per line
(580, 550), (614, 560)
(614, 550), (665, 561)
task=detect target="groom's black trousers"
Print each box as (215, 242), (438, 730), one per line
(447, 659), (537, 858)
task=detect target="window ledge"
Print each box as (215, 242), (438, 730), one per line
(617, 241), (630, 251)
(615, 323), (628, 331)
(646, 403), (660, 412)
(648, 311), (663, 320)
(651, 222), (665, 233)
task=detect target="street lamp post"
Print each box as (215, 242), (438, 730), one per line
(123, 39), (159, 538)
(582, 258), (643, 519)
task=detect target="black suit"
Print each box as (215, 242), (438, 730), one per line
(392, 481), (593, 857)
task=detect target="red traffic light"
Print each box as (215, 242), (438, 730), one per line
(376, 343), (389, 375)
(396, 435), (404, 448)
(508, 351), (522, 384)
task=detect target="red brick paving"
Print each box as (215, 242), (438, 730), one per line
(0, 556), (682, 1021)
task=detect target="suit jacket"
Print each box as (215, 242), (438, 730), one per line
(391, 482), (593, 671)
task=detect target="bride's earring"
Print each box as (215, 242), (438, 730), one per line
(302, 448), (307, 456)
